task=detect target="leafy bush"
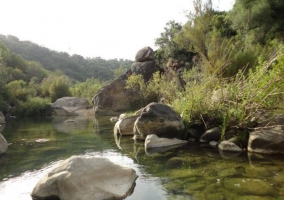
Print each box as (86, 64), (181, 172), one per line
(70, 78), (104, 103)
(16, 97), (50, 117)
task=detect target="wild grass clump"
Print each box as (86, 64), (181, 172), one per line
(173, 48), (284, 139)
(126, 48), (284, 141)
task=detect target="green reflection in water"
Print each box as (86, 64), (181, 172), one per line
(0, 116), (284, 200)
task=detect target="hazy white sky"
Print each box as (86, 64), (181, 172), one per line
(1, 0), (235, 60)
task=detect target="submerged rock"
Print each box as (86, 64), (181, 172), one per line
(224, 178), (278, 196)
(31, 155), (138, 200)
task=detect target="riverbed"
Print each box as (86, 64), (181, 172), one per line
(0, 116), (283, 199)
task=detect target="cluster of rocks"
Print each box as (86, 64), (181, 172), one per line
(112, 101), (284, 156)
(113, 102), (189, 149)
(92, 47), (157, 116)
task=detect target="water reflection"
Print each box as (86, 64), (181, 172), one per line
(0, 117), (284, 200)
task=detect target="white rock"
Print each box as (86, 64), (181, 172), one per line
(209, 141), (218, 148)
(110, 117), (119, 122)
(145, 134), (188, 149)
(31, 155), (138, 200)
(119, 113), (127, 120)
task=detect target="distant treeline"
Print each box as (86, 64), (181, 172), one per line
(0, 34), (133, 82)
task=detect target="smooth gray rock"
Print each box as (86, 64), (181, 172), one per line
(218, 141), (242, 152)
(248, 125), (284, 154)
(134, 103), (185, 140)
(51, 97), (89, 109)
(145, 134), (188, 148)
(114, 115), (139, 135)
(31, 155), (138, 200)
(51, 97), (92, 116)
(199, 127), (221, 143)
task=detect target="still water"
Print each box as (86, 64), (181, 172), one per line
(0, 116), (284, 200)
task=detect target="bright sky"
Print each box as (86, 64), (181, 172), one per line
(0, 0), (235, 60)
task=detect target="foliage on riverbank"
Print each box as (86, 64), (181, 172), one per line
(126, 0), (284, 140)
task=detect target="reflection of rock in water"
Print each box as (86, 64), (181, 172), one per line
(0, 154), (8, 168)
(52, 116), (92, 134)
(0, 124), (6, 132)
(93, 117), (100, 134)
(92, 116), (115, 135)
(145, 143), (188, 156)
(0, 133), (8, 154)
(114, 133), (122, 150)
(218, 148), (242, 159)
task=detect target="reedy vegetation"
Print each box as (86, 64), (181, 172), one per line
(126, 0), (284, 140)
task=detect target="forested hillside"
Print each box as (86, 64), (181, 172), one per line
(0, 34), (133, 82)
(0, 34), (133, 117)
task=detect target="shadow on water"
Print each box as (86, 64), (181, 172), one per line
(0, 116), (284, 199)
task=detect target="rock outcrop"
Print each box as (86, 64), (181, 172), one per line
(92, 47), (157, 116)
(145, 134), (188, 148)
(51, 97), (93, 116)
(31, 155), (138, 200)
(0, 133), (8, 154)
(0, 112), (6, 124)
(133, 102), (185, 140)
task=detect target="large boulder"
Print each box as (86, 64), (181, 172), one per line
(133, 103), (185, 140)
(0, 112), (5, 124)
(0, 133), (8, 154)
(51, 97), (92, 116)
(92, 72), (139, 116)
(130, 61), (156, 82)
(248, 125), (284, 154)
(31, 155), (138, 200)
(114, 115), (139, 135)
(135, 46), (155, 62)
(145, 134), (188, 148)
(92, 47), (157, 116)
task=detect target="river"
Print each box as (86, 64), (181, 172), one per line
(0, 116), (283, 199)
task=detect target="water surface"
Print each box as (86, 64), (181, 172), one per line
(0, 116), (284, 200)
